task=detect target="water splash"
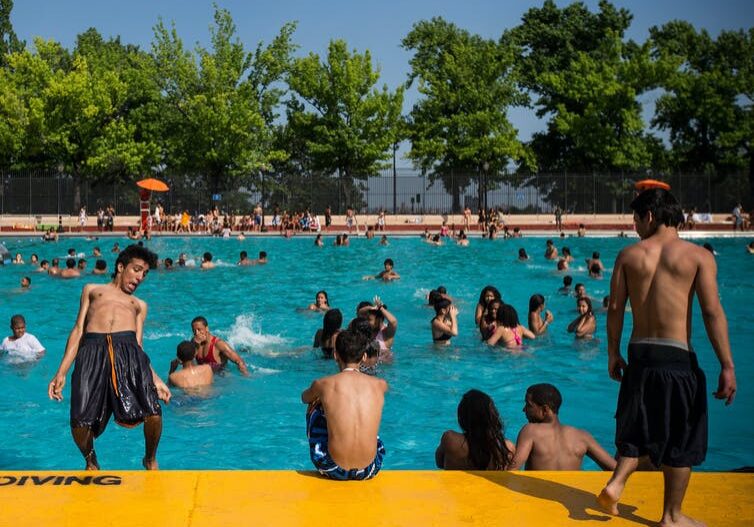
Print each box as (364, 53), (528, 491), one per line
(223, 313), (292, 356)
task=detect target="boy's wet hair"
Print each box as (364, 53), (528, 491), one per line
(527, 383), (562, 414)
(203, 252), (212, 262)
(563, 275), (573, 286)
(95, 259), (107, 270)
(65, 258), (76, 269)
(10, 314), (25, 327)
(176, 340), (199, 362)
(113, 245), (158, 278)
(240, 251), (248, 259)
(630, 188), (684, 228)
(384, 258), (394, 267)
(335, 329), (369, 364)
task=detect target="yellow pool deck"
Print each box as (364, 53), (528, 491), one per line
(1, 470), (752, 526)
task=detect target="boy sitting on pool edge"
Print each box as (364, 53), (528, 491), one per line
(302, 330), (387, 480)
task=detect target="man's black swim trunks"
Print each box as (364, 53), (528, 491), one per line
(615, 342), (707, 467)
(70, 331), (161, 437)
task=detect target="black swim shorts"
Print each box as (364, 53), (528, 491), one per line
(614, 342), (707, 467)
(70, 331), (161, 437)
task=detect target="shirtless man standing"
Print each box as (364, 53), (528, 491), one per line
(510, 383), (616, 471)
(47, 245), (171, 470)
(598, 188), (736, 527)
(302, 330), (387, 480)
(191, 316), (249, 375)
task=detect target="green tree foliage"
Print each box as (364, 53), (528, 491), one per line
(3, 34), (159, 208)
(402, 17), (530, 212)
(0, 0), (24, 66)
(651, 22), (753, 202)
(286, 39), (403, 212)
(509, 0), (657, 172)
(151, 5), (296, 199)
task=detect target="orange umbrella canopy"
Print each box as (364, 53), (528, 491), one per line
(136, 178), (169, 192)
(635, 179), (671, 192)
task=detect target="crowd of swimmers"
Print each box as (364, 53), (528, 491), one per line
(0, 187), (741, 527)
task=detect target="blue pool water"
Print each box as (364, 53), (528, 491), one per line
(0, 234), (752, 471)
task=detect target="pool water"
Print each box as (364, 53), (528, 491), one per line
(1, 235), (752, 470)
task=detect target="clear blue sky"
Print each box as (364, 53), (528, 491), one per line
(10, 0), (754, 161)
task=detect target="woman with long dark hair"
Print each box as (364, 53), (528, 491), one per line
(435, 389), (515, 470)
(313, 308), (342, 359)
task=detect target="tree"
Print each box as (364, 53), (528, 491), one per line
(651, 22), (753, 203)
(151, 6), (296, 203)
(1, 0), (24, 66)
(286, 39), (403, 213)
(507, 1), (659, 211)
(402, 18), (531, 213)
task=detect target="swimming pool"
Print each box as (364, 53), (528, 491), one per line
(1, 234), (751, 470)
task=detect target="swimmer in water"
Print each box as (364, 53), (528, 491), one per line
(431, 299), (458, 344)
(486, 304), (535, 349)
(379, 235), (389, 246)
(201, 252), (215, 269)
(190, 316), (249, 375)
(168, 341), (213, 389)
(558, 275), (573, 295)
(518, 248), (529, 261)
(314, 234), (324, 247)
(567, 297), (596, 339)
(475, 286), (502, 327)
(364, 258), (400, 281)
(585, 251), (604, 272)
(544, 240), (558, 260)
(528, 294), (553, 336)
(308, 290), (331, 312)
(237, 251), (253, 266)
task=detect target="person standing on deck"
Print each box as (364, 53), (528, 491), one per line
(597, 188), (736, 527)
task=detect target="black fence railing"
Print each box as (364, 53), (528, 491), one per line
(0, 168), (747, 216)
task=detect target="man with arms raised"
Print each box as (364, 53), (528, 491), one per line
(510, 383), (615, 471)
(48, 245), (171, 470)
(598, 188), (736, 527)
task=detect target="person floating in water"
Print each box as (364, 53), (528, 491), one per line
(597, 187), (736, 526)
(47, 245), (171, 470)
(510, 384), (616, 471)
(168, 340), (213, 389)
(190, 316), (249, 375)
(435, 389), (515, 470)
(302, 330), (387, 480)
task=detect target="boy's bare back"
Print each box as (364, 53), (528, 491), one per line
(168, 364), (213, 389)
(614, 234), (715, 343)
(514, 422), (614, 471)
(315, 371), (387, 469)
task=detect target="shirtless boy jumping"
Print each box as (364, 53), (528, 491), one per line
(302, 330), (387, 480)
(48, 245), (171, 470)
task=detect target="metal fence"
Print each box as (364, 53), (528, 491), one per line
(0, 167), (748, 217)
